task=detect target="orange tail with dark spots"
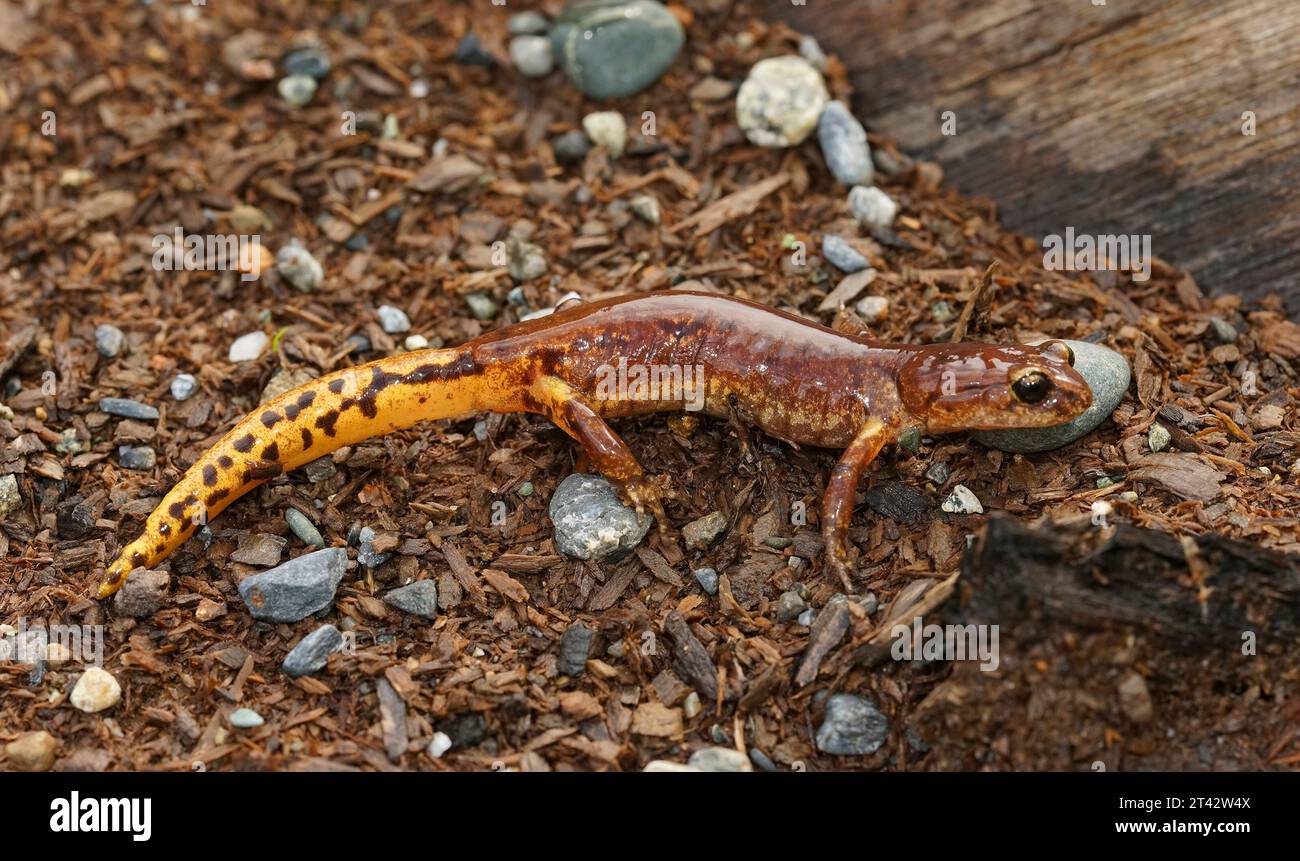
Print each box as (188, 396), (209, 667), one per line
(99, 346), (501, 598)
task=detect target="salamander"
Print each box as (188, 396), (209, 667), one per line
(97, 290), (1092, 598)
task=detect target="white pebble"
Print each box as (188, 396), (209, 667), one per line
(428, 731), (453, 759)
(70, 667), (121, 713)
(582, 111), (627, 159)
(849, 185), (898, 229)
(229, 331), (269, 363)
(170, 373), (198, 401)
(275, 241), (324, 292)
(941, 484), (984, 515)
(404, 334), (430, 351)
(735, 55), (828, 148)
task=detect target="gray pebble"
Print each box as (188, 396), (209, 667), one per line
(973, 339), (1131, 453)
(552, 130), (591, 163)
(237, 547), (348, 622)
(815, 693), (890, 755)
(99, 398), (159, 420)
(465, 292), (499, 320)
(508, 238), (548, 282)
(284, 508), (325, 547)
(302, 457), (336, 483)
(848, 185), (898, 229)
(357, 526), (391, 568)
(797, 608), (816, 627)
(384, 580), (439, 619)
(117, 446), (157, 470)
(282, 624), (342, 677)
(229, 708), (264, 729)
(858, 591), (878, 615)
(552, 0), (685, 100)
(0, 473), (20, 520)
(1148, 422), (1171, 453)
(277, 73), (317, 108)
(509, 35), (554, 78)
(283, 47), (331, 79)
(798, 34), (828, 71)
(557, 622), (593, 676)
(777, 590), (808, 623)
(681, 511), (727, 551)
(693, 567), (719, 595)
(749, 747), (780, 772)
(822, 234), (870, 273)
(377, 304), (411, 334)
(170, 373), (198, 401)
(95, 324), (126, 358)
(549, 473), (651, 562)
(276, 241), (324, 292)
(817, 101), (874, 186)
(925, 462), (950, 485)
(112, 570), (169, 618)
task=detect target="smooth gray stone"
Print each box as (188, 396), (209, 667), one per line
(817, 101), (873, 186)
(549, 473), (650, 561)
(282, 624), (342, 677)
(552, 0), (684, 100)
(384, 580), (439, 619)
(973, 339), (1130, 453)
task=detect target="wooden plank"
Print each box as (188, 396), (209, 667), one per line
(764, 0), (1300, 313)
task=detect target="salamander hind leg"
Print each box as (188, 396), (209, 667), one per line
(820, 419), (887, 592)
(532, 376), (669, 532)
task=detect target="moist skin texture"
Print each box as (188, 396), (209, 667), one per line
(99, 291), (1091, 597)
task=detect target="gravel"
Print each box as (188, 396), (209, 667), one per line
(99, 397), (159, 420)
(383, 580), (440, 619)
(282, 624), (343, 677)
(557, 622), (594, 677)
(815, 693), (890, 755)
(548, 473), (651, 562)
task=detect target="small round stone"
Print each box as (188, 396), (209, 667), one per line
(99, 397), (160, 420)
(283, 46), (331, 79)
(817, 101), (874, 186)
(517, 481), (535, 498)
(466, 292), (499, 320)
(693, 567), (719, 595)
(117, 445), (157, 471)
(509, 35), (554, 78)
(849, 185), (898, 229)
(736, 55), (828, 148)
(229, 707), (265, 729)
(95, 324), (125, 358)
(377, 305), (411, 334)
(777, 590), (809, 623)
(285, 508), (325, 547)
(552, 0), (685, 100)
(822, 234), (870, 273)
(973, 339), (1131, 454)
(552, 130), (592, 164)
(855, 295), (889, 323)
(582, 111), (627, 158)
(629, 194), (661, 225)
(170, 373), (198, 401)
(1148, 422), (1171, 453)
(549, 473), (651, 562)
(70, 667), (122, 713)
(941, 484), (984, 515)
(277, 73), (318, 108)
(229, 331), (269, 362)
(275, 241), (324, 291)
(816, 693), (889, 755)
(404, 334), (430, 351)
(428, 731), (453, 758)
(925, 462), (950, 485)
(507, 240), (548, 283)
(5, 731), (57, 771)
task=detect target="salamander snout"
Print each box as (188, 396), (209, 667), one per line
(898, 340), (1093, 433)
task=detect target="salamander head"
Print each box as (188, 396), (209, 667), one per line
(897, 340), (1092, 434)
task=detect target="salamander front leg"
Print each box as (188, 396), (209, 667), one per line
(821, 419), (887, 592)
(533, 377), (669, 531)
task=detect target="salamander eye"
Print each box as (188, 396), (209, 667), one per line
(1010, 369), (1052, 404)
(1041, 340), (1075, 366)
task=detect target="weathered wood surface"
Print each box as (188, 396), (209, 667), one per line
(765, 0), (1300, 314)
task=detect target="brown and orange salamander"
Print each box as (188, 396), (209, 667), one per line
(98, 291), (1092, 598)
